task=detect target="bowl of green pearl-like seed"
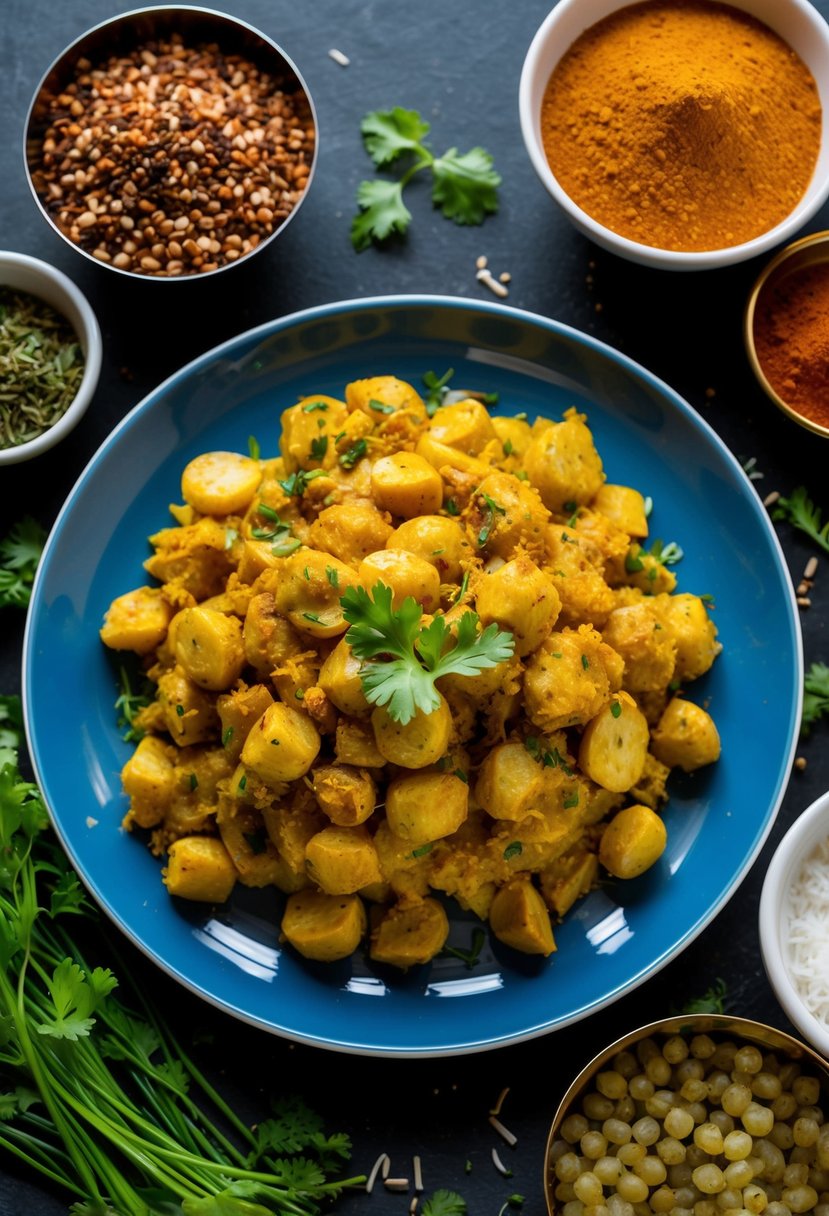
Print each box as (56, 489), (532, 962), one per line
(544, 1014), (829, 1216)
(0, 251), (102, 465)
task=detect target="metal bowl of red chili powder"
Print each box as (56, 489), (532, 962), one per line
(746, 231), (829, 438)
(23, 6), (318, 281)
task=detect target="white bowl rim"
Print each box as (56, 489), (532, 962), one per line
(0, 251), (102, 465)
(759, 787), (829, 1062)
(22, 3), (319, 283)
(518, 0), (829, 270)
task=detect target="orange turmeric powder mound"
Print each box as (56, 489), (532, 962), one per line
(753, 260), (829, 431)
(540, 0), (821, 253)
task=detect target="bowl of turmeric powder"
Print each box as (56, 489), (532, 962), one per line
(745, 231), (829, 437)
(519, 0), (829, 270)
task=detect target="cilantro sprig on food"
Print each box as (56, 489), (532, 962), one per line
(341, 581), (514, 724)
(351, 107), (501, 251)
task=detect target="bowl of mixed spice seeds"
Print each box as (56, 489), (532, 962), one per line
(0, 251), (102, 465)
(23, 6), (318, 280)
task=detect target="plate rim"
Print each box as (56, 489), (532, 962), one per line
(21, 292), (804, 1056)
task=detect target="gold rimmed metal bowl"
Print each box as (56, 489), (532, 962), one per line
(539, 1016), (826, 1216)
(745, 230), (829, 438)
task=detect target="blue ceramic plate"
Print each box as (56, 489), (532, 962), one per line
(23, 296), (802, 1057)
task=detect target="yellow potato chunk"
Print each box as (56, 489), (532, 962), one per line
(578, 692), (650, 793)
(464, 471), (550, 560)
(318, 638), (369, 716)
(524, 625), (624, 732)
(651, 697), (722, 771)
(163, 836), (237, 903)
(387, 515), (470, 582)
(599, 804), (667, 879)
(489, 880), (556, 956)
(415, 433), (491, 481)
(474, 741), (545, 821)
(601, 602), (677, 694)
(370, 451), (443, 518)
(279, 395), (348, 473)
(180, 451), (262, 516)
(474, 555), (561, 657)
(492, 414), (533, 459)
(540, 849), (599, 918)
(369, 896), (449, 968)
(334, 718), (386, 768)
(307, 501), (394, 565)
(157, 665), (217, 746)
(305, 825), (382, 894)
(592, 484), (649, 539)
(281, 890), (367, 962)
(313, 764), (376, 826)
(216, 683), (274, 762)
(121, 735), (176, 829)
(242, 592), (303, 676)
(428, 398), (497, 454)
(100, 586), (173, 654)
(385, 771), (469, 845)
(240, 703), (321, 786)
(359, 548), (441, 612)
(271, 550), (359, 639)
(372, 697), (452, 769)
(174, 606), (245, 691)
(523, 408), (605, 512)
(345, 375), (427, 420)
(655, 593), (721, 682)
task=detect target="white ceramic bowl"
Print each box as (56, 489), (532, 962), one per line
(759, 789), (829, 1061)
(519, 0), (829, 270)
(0, 252), (102, 465)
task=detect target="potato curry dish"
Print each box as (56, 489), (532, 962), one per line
(100, 374), (722, 970)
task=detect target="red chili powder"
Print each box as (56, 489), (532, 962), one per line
(752, 259), (829, 430)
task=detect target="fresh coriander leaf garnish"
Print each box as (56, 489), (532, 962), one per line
(325, 565), (340, 590)
(310, 435), (328, 462)
(0, 693), (24, 765)
(503, 841), (522, 861)
(339, 438), (368, 469)
(222, 726), (234, 747)
(303, 611), (323, 624)
(114, 665), (154, 743)
(454, 571), (470, 605)
(625, 549), (645, 574)
(251, 504), (300, 555)
(649, 538), (684, 566)
(279, 469), (326, 497)
(369, 398), (395, 414)
(247, 434), (261, 460)
(302, 400), (329, 413)
(444, 497), (460, 516)
(773, 485), (829, 554)
(802, 661), (829, 736)
(423, 367), (454, 416)
(422, 1189), (468, 1216)
(341, 581), (514, 725)
(502, 439), (513, 457)
(563, 791), (580, 809)
(610, 700), (622, 719)
(409, 842), (433, 859)
(0, 516), (46, 609)
(476, 492), (506, 547)
(441, 927), (486, 969)
(351, 107), (500, 251)
(679, 978), (728, 1015)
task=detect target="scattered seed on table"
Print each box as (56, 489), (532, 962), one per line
(764, 490), (781, 506)
(476, 267), (509, 298)
(489, 1114), (518, 1146)
(384, 1178), (410, 1192)
(328, 47), (350, 65)
(797, 596), (812, 608)
(365, 1152), (389, 1193)
(413, 1156), (423, 1192)
(795, 756), (807, 771)
(476, 254), (488, 269)
(805, 555), (819, 580)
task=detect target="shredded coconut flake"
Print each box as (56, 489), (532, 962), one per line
(787, 834), (829, 1025)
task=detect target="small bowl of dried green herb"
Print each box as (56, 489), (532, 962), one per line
(0, 251), (101, 464)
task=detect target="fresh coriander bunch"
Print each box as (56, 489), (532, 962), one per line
(351, 107), (501, 251)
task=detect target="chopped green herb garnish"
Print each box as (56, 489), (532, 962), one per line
(680, 978), (728, 1015)
(114, 665), (154, 743)
(650, 538), (684, 566)
(238, 774), (247, 791)
(502, 439), (513, 457)
(310, 435), (328, 462)
(503, 841), (522, 861)
(295, 688), (305, 700)
(339, 438), (368, 469)
(175, 704), (185, 717)
(514, 470), (528, 481)
(279, 468), (326, 497)
(421, 1188), (468, 1216)
(610, 700), (622, 719)
(341, 581), (514, 724)
(477, 492), (506, 547)
(441, 928), (486, 969)
(189, 773), (198, 792)
(625, 550), (645, 574)
(0, 517), (46, 608)
(222, 726), (234, 747)
(563, 791), (579, 810)
(326, 565), (340, 590)
(454, 571), (470, 605)
(410, 842), (433, 859)
(581, 654), (590, 670)
(453, 768), (468, 783)
(369, 398), (395, 414)
(224, 527), (238, 550)
(423, 368), (454, 416)
(302, 612), (323, 624)
(444, 497), (460, 516)
(247, 434), (261, 460)
(302, 400), (329, 413)
(251, 504), (299, 556)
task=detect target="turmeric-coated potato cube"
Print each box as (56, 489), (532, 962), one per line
(181, 451), (262, 516)
(540, 849), (599, 918)
(387, 515), (470, 583)
(523, 408), (605, 513)
(279, 396), (348, 474)
(474, 742), (545, 821)
(599, 804), (667, 880)
(121, 734), (176, 828)
(335, 718), (387, 768)
(591, 484), (649, 539)
(281, 890), (367, 962)
(305, 825), (382, 894)
(428, 399), (498, 455)
(240, 703), (321, 787)
(313, 764), (376, 826)
(654, 593), (721, 682)
(489, 880), (556, 956)
(578, 692), (650, 793)
(307, 502), (394, 565)
(385, 771), (469, 846)
(157, 665), (218, 746)
(318, 638), (369, 716)
(100, 586), (173, 655)
(163, 836), (237, 903)
(651, 697), (721, 772)
(174, 606), (245, 691)
(216, 683), (274, 762)
(369, 896), (449, 968)
(372, 697), (452, 769)
(359, 549), (441, 613)
(370, 451), (443, 518)
(345, 375), (427, 420)
(474, 555), (561, 657)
